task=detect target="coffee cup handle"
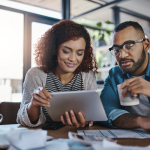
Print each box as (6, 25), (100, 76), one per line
(0, 114), (3, 123)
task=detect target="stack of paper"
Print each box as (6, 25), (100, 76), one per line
(0, 126), (27, 149)
(92, 139), (150, 150)
(8, 129), (47, 150)
(0, 125), (53, 150)
(78, 129), (150, 139)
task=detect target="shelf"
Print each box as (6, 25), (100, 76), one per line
(96, 45), (111, 53)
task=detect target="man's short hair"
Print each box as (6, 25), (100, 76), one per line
(114, 21), (145, 37)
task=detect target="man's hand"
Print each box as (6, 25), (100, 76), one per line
(137, 116), (150, 132)
(61, 110), (93, 128)
(120, 77), (150, 97)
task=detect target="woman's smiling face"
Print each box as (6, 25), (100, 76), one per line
(56, 37), (86, 73)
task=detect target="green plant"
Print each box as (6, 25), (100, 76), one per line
(95, 21), (114, 41)
(74, 19), (114, 70)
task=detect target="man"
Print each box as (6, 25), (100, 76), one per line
(100, 21), (150, 130)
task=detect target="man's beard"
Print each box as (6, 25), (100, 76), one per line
(119, 48), (146, 74)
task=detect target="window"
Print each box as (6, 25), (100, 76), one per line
(31, 22), (52, 67)
(0, 9), (24, 102)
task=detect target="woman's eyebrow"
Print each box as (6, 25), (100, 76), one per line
(77, 49), (85, 51)
(63, 46), (85, 51)
(62, 46), (72, 50)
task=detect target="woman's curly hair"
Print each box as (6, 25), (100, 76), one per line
(34, 20), (98, 73)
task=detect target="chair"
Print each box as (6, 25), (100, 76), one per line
(0, 102), (20, 125)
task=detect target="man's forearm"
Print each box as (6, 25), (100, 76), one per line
(112, 114), (142, 129)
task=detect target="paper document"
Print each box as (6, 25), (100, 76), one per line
(92, 139), (150, 150)
(0, 127), (53, 149)
(78, 129), (150, 139)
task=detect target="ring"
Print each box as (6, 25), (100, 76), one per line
(38, 86), (43, 91)
(33, 86), (43, 94)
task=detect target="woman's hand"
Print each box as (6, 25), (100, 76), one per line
(31, 86), (52, 107)
(27, 86), (52, 123)
(61, 110), (93, 128)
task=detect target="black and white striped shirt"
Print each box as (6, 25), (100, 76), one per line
(17, 67), (97, 127)
(42, 72), (84, 122)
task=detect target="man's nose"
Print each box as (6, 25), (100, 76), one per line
(118, 48), (128, 58)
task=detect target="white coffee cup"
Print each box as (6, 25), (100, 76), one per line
(0, 114), (3, 123)
(117, 84), (139, 106)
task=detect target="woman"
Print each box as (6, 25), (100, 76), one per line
(17, 20), (98, 127)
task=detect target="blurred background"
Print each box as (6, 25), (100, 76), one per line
(0, 0), (150, 102)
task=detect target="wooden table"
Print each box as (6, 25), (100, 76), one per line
(0, 124), (150, 149)
(46, 124), (150, 147)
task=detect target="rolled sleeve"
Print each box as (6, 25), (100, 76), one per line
(17, 103), (46, 127)
(108, 109), (129, 128)
(17, 68), (46, 127)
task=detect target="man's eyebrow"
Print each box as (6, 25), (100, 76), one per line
(113, 40), (134, 47)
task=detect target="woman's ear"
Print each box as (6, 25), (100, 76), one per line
(144, 38), (150, 52)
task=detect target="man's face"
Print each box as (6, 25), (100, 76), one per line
(113, 26), (145, 74)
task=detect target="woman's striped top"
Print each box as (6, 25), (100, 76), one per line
(42, 72), (84, 122)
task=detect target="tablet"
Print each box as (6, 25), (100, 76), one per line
(45, 90), (108, 122)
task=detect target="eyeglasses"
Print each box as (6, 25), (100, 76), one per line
(109, 39), (145, 56)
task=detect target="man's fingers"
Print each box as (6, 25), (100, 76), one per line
(122, 81), (142, 97)
(120, 78), (136, 89)
(122, 86), (139, 98)
(127, 83), (140, 93)
(130, 88), (140, 97)
(122, 86), (138, 97)
(70, 110), (80, 128)
(121, 86), (128, 98)
(121, 78), (140, 97)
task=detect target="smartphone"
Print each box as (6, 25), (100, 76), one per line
(41, 122), (65, 130)
(68, 132), (114, 145)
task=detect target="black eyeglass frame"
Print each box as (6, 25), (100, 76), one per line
(109, 38), (145, 52)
